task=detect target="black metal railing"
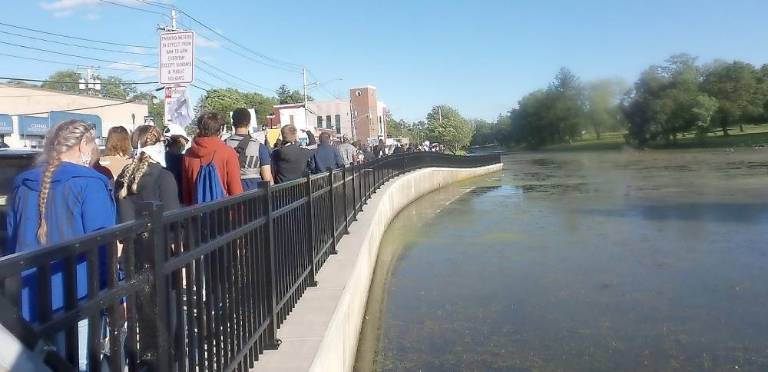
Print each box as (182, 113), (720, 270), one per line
(0, 151), (501, 371)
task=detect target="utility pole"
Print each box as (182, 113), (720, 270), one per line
(159, 7), (178, 32)
(303, 67), (309, 132)
(438, 106), (443, 125)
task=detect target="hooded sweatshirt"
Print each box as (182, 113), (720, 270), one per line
(6, 162), (116, 322)
(182, 136), (243, 205)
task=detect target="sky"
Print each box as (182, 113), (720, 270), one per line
(2, 0), (768, 122)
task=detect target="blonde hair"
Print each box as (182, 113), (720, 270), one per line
(116, 125), (163, 199)
(37, 120), (96, 244)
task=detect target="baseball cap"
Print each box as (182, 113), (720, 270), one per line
(163, 124), (189, 140)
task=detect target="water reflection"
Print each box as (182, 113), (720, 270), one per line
(360, 149), (768, 372)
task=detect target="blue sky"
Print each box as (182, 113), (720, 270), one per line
(2, 0), (768, 121)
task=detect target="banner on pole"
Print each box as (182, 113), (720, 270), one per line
(164, 86), (192, 127)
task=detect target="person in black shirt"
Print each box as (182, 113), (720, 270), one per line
(116, 125), (180, 223)
(271, 124), (313, 184)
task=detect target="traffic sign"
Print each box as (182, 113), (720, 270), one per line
(159, 31), (195, 85)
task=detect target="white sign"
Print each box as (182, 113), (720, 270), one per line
(159, 31), (195, 85)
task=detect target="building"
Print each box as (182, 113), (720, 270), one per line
(308, 100), (352, 138)
(0, 84), (149, 148)
(350, 86), (387, 142)
(270, 85), (388, 142)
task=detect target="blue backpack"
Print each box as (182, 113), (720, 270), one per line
(195, 154), (226, 204)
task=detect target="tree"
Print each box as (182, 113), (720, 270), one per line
(241, 92), (278, 128)
(469, 118), (497, 146)
(130, 92), (164, 127)
(196, 88), (278, 129)
(622, 55), (717, 146)
(276, 84), (310, 104)
(100, 75), (138, 100)
(505, 90), (555, 148)
(701, 61), (761, 134)
(387, 118), (412, 138)
(585, 79), (628, 139)
(548, 67), (587, 143)
(148, 98), (165, 128)
(425, 105), (474, 153)
(41, 70), (81, 93)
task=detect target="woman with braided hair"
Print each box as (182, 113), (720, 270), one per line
(115, 125), (180, 223)
(6, 119), (116, 371)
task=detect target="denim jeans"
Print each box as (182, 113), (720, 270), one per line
(53, 317), (111, 371)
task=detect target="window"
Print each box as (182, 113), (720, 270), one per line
(335, 114), (341, 134)
(317, 116), (323, 128)
(326, 115), (332, 129)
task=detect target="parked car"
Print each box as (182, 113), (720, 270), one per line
(0, 149), (39, 253)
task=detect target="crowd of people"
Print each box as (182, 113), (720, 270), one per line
(3, 107), (432, 370)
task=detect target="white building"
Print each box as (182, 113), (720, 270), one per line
(308, 100), (353, 138)
(271, 86), (388, 142)
(0, 84), (149, 148)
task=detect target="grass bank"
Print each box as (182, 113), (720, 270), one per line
(537, 124), (768, 152)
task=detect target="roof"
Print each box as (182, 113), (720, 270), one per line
(273, 103), (305, 109)
(0, 83), (148, 105)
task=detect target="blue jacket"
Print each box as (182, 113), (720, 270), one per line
(311, 144), (344, 174)
(6, 162), (116, 322)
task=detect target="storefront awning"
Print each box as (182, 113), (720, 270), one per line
(49, 111), (103, 138)
(18, 115), (50, 136)
(0, 114), (12, 135)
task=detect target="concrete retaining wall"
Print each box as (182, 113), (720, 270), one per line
(256, 163), (503, 372)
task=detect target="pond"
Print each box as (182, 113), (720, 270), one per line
(356, 149), (768, 372)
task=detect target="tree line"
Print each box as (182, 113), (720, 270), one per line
(472, 54), (768, 148)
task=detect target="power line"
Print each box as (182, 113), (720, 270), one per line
(0, 29), (154, 56)
(97, 0), (171, 19)
(0, 21), (155, 49)
(197, 59), (276, 93)
(308, 70), (343, 100)
(195, 77), (216, 88)
(0, 40), (155, 68)
(196, 64), (251, 91)
(132, 0), (172, 9)
(0, 52), (156, 73)
(190, 83), (210, 93)
(176, 19), (300, 74)
(10, 98), (144, 116)
(170, 7), (303, 71)
(0, 77), (159, 85)
(147, 1), (303, 72)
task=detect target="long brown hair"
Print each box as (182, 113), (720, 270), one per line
(104, 126), (132, 156)
(115, 125), (163, 199)
(37, 120), (96, 243)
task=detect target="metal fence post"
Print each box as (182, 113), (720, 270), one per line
(328, 170), (338, 255)
(342, 166), (350, 234)
(135, 201), (172, 372)
(304, 175), (318, 286)
(351, 165), (359, 220)
(260, 181), (282, 350)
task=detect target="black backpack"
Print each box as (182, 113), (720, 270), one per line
(234, 134), (252, 168)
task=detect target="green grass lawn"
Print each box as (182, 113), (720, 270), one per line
(538, 124), (768, 152)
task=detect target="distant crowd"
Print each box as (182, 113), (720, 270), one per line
(3, 108), (446, 370)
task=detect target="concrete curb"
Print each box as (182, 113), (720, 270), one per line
(255, 164), (503, 372)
